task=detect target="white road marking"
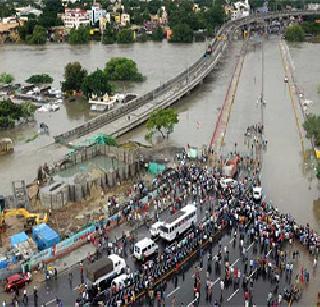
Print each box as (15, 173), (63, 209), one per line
(213, 277), (221, 285)
(187, 297), (199, 307)
(226, 289), (239, 302)
(246, 243), (254, 251)
(231, 258), (239, 267)
(249, 269), (257, 278)
(46, 299), (56, 305)
(229, 238), (234, 244)
(266, 249), (272, 257)
(167, 286), (180, 298)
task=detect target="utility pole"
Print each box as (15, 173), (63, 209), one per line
(260, 35), (264, 127)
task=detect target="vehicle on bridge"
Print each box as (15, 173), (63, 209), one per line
(159, 204), (197, 241)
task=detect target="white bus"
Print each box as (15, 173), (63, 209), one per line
(158, 204), (197, 241)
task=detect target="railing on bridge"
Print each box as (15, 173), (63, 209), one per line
(53, 10), (320, 144)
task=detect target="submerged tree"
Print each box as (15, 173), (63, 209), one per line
(146, 108), (179, 139)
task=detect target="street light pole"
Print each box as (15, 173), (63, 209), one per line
(261, 36), (264, 128)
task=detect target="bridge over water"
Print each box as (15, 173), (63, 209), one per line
(54, 10), (320, 145)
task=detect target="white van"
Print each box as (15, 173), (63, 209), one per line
(134, 237), (158, 260)
(150, 221), (164, 238)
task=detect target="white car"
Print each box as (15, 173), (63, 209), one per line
(253, 187), (262, 201)
(220, 178), (237, 190)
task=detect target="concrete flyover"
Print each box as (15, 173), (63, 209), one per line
(54, 10), (320, 145)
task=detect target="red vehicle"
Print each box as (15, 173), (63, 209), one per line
(5, 273), (32, 292)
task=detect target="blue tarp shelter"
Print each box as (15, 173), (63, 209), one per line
(10, 231), (28, 248)
(32, 223), (60, 251)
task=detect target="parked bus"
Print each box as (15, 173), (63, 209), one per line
(158, 204), (197, 241)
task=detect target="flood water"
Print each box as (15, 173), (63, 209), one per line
(0, 39), (319, 234)
(0, 41), (206, 194)
(120, 38), (320, 233)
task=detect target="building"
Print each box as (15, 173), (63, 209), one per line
(89, 94), (116, 112)
(15, 6), (43, 17)
(88, 4), (107, 25)
(230, 0), (250, 20)
(63, 8), (90, 30)
(99, 14), (111, 32)
(1, 16), (18, 24)
(48, 26), (66, 42)
(307, 3), (320, 10)
(0, 23), (20, 43)
(120, 14), (130, 26)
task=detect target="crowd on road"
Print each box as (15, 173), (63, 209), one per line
(73, 152), (320, 306)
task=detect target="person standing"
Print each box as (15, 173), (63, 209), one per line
(220, 279), (225, 302)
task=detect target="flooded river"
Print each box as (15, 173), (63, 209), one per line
(0, 41), (206, 194)
(1, 39), (320, 233)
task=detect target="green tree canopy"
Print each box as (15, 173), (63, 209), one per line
(26, 74), (53, 84)
(102, 24), (116, 44)
(0, 99), (36, 128)
(61, 62), (88, 93)
(170, 23), (193, 43)
(151, 26), (163, 41)
(303, 114), (320, 146)
(284, 24), (305, 42)
(146, 108), (179, 139)
(68, 26), (90, 44)
(104, 57), (144, 81)
(0, 72), (14, 84)
(81, 69), (112, 98)
(26, 25), (47, 44)
(117, 29), (135, 43)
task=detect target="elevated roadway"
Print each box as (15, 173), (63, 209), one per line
(54, 10), (320, 145)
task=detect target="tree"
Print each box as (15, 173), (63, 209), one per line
(26, 74), (53, 84)
(81, 69), (112, 98)
(18, 18), (37, 41)
(170, 23), (193, 43)
(284, 24), (305, 42)
(26, 25), (47, 44)
(0, 99), (36, 128)
(0, 73), (14, 84)
(303, 114), (320, 146)
(117, 29), (134, 43)
(68, 26), (89, 44)
(104, 57), (144, 81)
(61, 62), (88, 93)
(102, 24), (116, 44)
(151, 26), (163, 41)
(146, 108), (179, 139)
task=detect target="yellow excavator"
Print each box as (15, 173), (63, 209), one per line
(0, 208), (48, 234)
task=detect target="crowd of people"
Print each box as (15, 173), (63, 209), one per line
(74, 151), (320, 306)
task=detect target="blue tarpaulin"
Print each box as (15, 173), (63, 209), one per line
(10, 232), (28, 248)
(32, 223), (60, 251)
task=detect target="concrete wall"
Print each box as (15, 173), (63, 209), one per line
(39, 144), (139, 209)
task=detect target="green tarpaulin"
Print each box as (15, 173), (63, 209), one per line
(148, 162), (166, 175)
(188, 147), (198, 159)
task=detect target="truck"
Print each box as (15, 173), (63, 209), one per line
(85, 254), (126, 286)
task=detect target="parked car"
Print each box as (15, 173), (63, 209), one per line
(5, 273), (32, 292)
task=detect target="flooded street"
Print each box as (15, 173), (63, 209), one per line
(288, 42), (320, 114)
(1, 38), (320, 235)
(0, 41), (206, 194)
(121, 38), (320, 233)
